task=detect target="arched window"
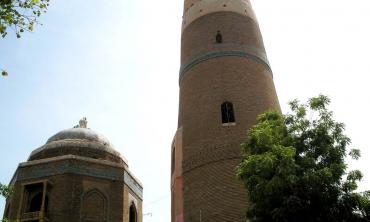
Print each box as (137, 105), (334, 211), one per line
(29, 192), (43, 212)
(23, 182), (48, 214)
(129, 203), (137, 222)
(216, 31), (222, 43)
(221, 102), (235, 124)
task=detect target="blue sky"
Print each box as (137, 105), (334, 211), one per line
(1, 1), (370, 221)
(0, 0), (181, 220)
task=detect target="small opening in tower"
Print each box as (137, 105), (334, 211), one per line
(171, 146), (176, 175)
(216, 31), (223, 44)
(221, 102), (236, 124)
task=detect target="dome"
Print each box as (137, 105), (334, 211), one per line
(28, 118), (128, 165)
(46, 127), (111, 145)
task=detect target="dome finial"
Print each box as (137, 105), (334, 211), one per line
(79, 117), (88, 128)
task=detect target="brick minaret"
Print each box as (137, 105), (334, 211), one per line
(171, 0), (280, 221)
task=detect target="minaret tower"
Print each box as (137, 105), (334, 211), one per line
(171, 0), (280, 222)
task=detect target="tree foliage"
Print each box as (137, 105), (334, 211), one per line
(0, 183), (11, 198)
(236, 95), (370, 222)
(1, 0), (49, 77)
(1, 69), (8, 77)
(1, 183), (12, 222)
(0, 0), (49, 38)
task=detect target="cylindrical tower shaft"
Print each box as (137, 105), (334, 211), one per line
(171, 1), (280, 221)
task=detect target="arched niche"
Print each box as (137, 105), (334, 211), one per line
(81, 189), (107, 222)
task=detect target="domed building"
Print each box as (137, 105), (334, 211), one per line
(3, 118), (143, 222)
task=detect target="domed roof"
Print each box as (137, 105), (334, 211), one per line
(29, 118), (127, 165)
(46, 127), (111, 146)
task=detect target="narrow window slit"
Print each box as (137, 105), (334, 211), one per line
(221, 102), (236, 124)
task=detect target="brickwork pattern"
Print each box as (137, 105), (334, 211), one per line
(183, 0), (251, 14)
(183, 159), (248, 222)
(178, 57), (279, 222)
(181, 12), (266, 66)
(173, 2), (280, 222)
(171, 128), (184, 222)
(182, 0), (256, 31)
(4, 157), (143, 222)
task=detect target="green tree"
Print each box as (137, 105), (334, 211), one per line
(236, 95), (370, 222)
(1, 183), (12, 222)
(0, 183), (11, 198)
(1, 69), (8, 77)
(0, 0), (49, 38)
(1, 0), (49, 77)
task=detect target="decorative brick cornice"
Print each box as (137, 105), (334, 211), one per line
(124, 171), (143, 200)
(10, 155), (143, 199)
(179, 50), (272, 83)
(182, 0), (255, 32)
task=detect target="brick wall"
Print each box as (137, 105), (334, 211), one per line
(174, 3), (280, 222)
(4, 157), (142, 222)
(181, 12), (266, 66)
